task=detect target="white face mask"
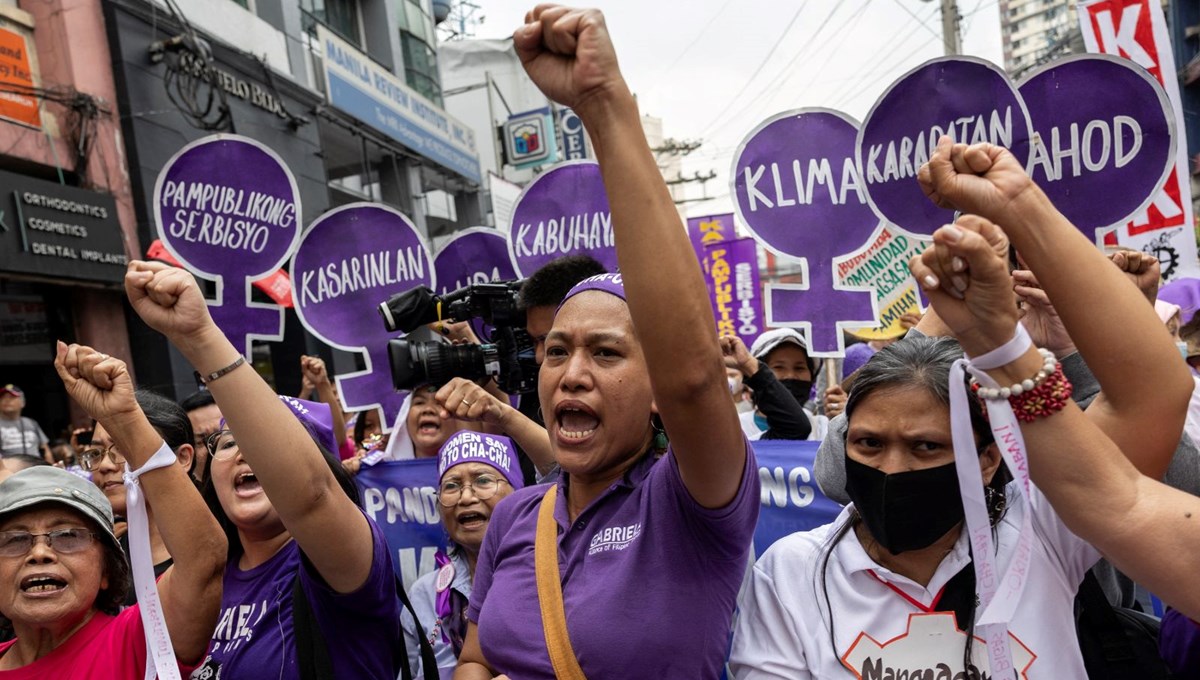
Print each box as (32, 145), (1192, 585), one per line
(728, 377), (740, 394)
(1178, 341), (1190, 362)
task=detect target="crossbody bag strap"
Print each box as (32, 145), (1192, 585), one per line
(535, 485), (588, 680)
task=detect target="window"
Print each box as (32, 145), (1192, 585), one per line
(400, 29), (442, 105)
(302, 0), (361, 45)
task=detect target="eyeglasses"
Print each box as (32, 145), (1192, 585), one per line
(0, 528), (96, 557)
(79, 444), (125, 472)
(437, 474), (507, 508)
(205, 430), (240, 462)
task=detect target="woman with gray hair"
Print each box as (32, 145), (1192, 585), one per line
(0, 343), (226, 677)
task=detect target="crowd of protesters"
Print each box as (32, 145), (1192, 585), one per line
(6, 5), (1200, 679)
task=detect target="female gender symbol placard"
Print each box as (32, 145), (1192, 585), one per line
(732, 108), (880, 356)
(507, 161), (617, 276)
(291, 203), (434, 432)
(1019, 53), (1175, 244)
(154, 134), (302, 357)
(857, 57), (1034, 236)
(434, 227), (518, 295)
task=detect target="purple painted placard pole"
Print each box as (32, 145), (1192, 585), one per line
(154, 134), (302, 357)
(732, 109), (879, 356)
(1018, 53), (1175, 245)
(507, 161), (618, 277)
(291, 203), (435, 432)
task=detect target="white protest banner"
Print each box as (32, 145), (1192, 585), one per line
(1077, 0), (1200, 279)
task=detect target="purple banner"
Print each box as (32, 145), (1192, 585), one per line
(508, 161), (617, 276)
(434, 228), (518, 295)
(732, 108), (879, 356)
(857, 57), (1033, 235)
(154, 134), (302, 357)
(291, 203), (434, 432)
(687, 213), (736, 267)
(1019, 53), (1175, 243)
(703, 237), (764, 346)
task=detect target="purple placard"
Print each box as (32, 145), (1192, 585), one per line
(1019, 54), (1175, 243)
(687, 213), (736, 266)
(857, 57), (1033, 235)
(291, 203), (434, 432)
(154, 135), (302, 357)
(508, 161), (617, 276)
(434, 227), (518, 295)
(732, 108), (879, 356)
(703, 237), (764, 347)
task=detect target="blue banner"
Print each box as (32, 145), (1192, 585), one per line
(357, 441), (846, 589)
(356, 458), (443, 592)
(751, 440), (844, 557)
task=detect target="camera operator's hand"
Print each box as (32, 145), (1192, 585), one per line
(430, 320), (482, 345)
(436, 377), (509, 426)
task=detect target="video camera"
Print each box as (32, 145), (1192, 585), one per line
(378, 280), (539, 394)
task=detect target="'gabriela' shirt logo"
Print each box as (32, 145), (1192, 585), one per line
(588, 522), (642, 555)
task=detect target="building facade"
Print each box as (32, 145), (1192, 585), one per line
(0, 0), (139, 435)
(103, 0), (484, 398)
(999, 0), (1084, 77)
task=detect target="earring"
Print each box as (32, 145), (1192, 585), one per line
(651, 420), (668, 451)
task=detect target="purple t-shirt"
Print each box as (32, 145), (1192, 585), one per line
(468, 442), (759, 678)
(190, 511), (401, 679)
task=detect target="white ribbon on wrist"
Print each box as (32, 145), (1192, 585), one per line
(124, 442), (182, 680)
(949, 325), (1036, 678)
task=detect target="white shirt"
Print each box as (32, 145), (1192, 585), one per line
(728, 481), (1099, 678)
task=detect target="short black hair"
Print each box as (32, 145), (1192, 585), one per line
(179, 389), (216, 413)
(519, 255), (607, 309)
(137, 390), (196, 479)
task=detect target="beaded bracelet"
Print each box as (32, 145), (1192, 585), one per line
(970, 348), (1057, 400)
(1008, 363), (1073, 422)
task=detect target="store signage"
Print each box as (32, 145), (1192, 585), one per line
(317, 26), (481, 184)
(0, 27), (39, 128)
(174, 50), (289, 119)
(504, 107), (556, 169)
(0, 169), (124, 283)
(556, 107), (588, 161)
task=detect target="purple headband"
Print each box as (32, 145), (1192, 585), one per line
(222, 396), (337, 455)
(437, 430), (523, 491)
(556, 272), (626, 315)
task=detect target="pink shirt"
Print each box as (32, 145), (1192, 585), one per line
(0, 607), (200, 679)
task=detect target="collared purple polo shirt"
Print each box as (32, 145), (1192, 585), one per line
(468, 441), (759, 678)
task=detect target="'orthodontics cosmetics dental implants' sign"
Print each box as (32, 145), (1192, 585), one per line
(857, 57), (1034, 236)
(154, 134), (302, 358)
(292, 203), (434, 432)
(1018, 53), (1175, 244)
(507, 161), (617, 276)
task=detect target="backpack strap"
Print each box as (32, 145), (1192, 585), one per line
(292, 575), (336, 680)
(395, 573), (440, 680)
(1078, 569), (1138, 663)
(291, 571), (438, 680)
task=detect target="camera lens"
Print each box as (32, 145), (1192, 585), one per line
(387, 338), (489, 390)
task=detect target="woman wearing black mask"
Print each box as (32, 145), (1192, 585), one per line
(733, 329), (820, 441)
(728, 139), (1188, 678)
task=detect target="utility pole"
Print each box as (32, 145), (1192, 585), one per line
(939, 0), (961, 55)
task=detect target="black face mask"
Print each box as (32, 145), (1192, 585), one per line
(778, 378), (812, 405)
(844, 456), (965, 555)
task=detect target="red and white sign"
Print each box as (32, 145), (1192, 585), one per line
(1077, 0), (1200, 279)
